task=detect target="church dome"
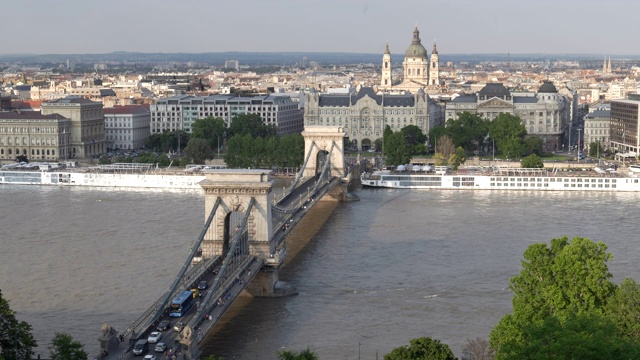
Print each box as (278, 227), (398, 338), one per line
(405, 27), (428, 59)
(538, 81), (558, 93)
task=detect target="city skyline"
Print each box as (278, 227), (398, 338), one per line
(3, 0), (640, 56)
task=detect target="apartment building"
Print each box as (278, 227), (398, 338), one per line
(610, 99), (640, 156)
(150, 94), (303, 135)
(104, 105), (151, 150)
(584, 107), (611, 152)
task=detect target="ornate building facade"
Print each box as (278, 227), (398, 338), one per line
(380, 27), (440, 93)
(41, 97), (105, 159)
(445, 82), (570, 151)
(304, 87), (442, 150)
(0, 112), (71, 161)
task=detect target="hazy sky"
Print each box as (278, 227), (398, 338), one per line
(3, 0), (639, 55)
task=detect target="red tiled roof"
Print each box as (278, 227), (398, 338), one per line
(103, 104), (150, 115)
(10, 100), (43, 110)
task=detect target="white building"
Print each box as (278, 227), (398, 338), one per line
(583, 109), (610, 152)
(103, 105), (151, 150)
(150, 94), (303, 135)
(445, 81), (570, 151)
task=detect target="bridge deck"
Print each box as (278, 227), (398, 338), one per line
(103, 168), (344, 360)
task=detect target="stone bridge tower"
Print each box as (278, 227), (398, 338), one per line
(301, 126), (345, 178)
(199, 169), (274, 261)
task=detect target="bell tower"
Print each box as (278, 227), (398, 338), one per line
(429, 40), (440, 86)
(381, 42), (392, 89)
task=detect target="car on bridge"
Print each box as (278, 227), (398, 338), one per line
(147, 332), (162, 344)
(154, 342), (167, 353)
(132, 339), (149, 356)
(156, 320), (170, 332)
(198, 280), (208, 290)
(174, 321), (185, 332)
(190, 288), (201, 298)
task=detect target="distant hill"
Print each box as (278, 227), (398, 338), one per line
(1, 51), (639, 66)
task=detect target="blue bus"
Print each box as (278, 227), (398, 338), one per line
(169, 290), (195, 317)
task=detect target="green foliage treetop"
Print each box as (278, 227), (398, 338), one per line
(0, 289), (37, 360)
(277, 347), (318, 360)
(49, 332), (88, 360)
(520, 154), (543, 168)
(384, 337), (457, 360)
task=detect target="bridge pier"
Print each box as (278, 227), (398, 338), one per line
(245, 268), (297, 297)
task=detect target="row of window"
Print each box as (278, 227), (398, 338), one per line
(0, 148), (57, 156)
(0, 126), (62, 134)
(0, 137), (60, 146)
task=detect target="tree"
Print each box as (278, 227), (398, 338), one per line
(589, 140), (604, 158)
(448, 146), (466, 170)
(0, 289), (37, 360)
(383, 125), (393, 152)
(229, 114), (277, 138)
(604, 278), (640, 341)
(523, 136), (544, 156)
(497, 312), (640, 360)
(276, 347), (318, 360)
(520, 154), (543, 168)
(49, 332), (88, 360)
(191, 116), (227, 150)
(488, 114), (527, 159)
(435, 135), (456, 160)
(490, 236), (617, 354)
(384, 337), (457, 360)
(203, 355), (224, 360)
(385, 131), (410, 166)
(184, 138), (212, 164)
(429, 126), (449, 152)
(461, 338), (493, 360)
(445, 112), (490, 152)
(401, 125), (428, 154)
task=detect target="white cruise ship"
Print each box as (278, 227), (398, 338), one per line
(361, 168), (640, 192)
(0, 163), (209, 190)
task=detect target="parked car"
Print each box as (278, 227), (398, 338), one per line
(157, 320), (170, 332)
(154, 342), (168, 353)
(147, 332), (162, 344)
(197, 280), (208, 290)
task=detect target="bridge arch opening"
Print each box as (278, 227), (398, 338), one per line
(223, 211), (243, 256)
(315, 150), (329, 176)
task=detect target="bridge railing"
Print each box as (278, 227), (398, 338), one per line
(118, 198), (222, 341)
(190, 198), (256, 330)
(192, 256), (263, 345)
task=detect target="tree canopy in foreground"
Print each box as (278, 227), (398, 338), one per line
(490, 236), (640, 359)
(384, 337), (456, 360)
(0, 289), (37, 360)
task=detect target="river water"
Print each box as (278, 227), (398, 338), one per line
(1, 185), (638, 359)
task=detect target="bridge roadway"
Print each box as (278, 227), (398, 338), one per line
(104, 175), (340, 360)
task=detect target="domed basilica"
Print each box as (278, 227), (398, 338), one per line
(380, 27), (440, 93)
